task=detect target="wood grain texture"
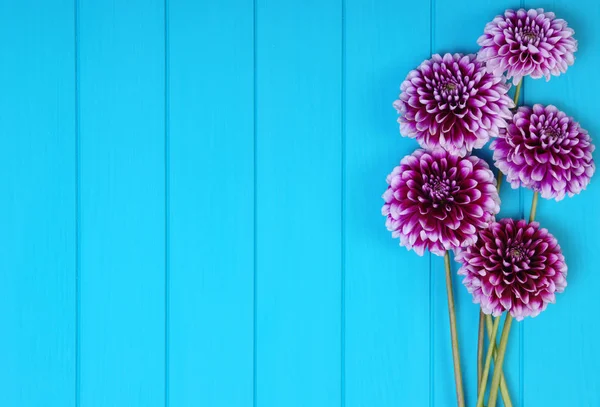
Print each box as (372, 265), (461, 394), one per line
(78, 0), (166, 405)
(2, 1), (600, 406)
(255, 0), (342, 406)
(0, 1), (76, 405)
(167, 0), (254, 406)
(344, 1), (431, 406)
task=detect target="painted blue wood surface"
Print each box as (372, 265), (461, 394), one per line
(168, 0), (254, 406)
(344, 1), (431, 406)
(78, 0), (166, 405)
(0, 1), (76, 405)
(255, 1), (342, 405)
(1, 1), (599, 406)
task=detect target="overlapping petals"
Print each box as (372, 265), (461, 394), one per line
(393, 53), (514, 157)
(382, 149), (500, 256)
(457, 218), (567, 320)
(477, 8), (577, 84)
(491, 104), (595, 201)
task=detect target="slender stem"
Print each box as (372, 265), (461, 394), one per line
(513, 80), (522, 106)
(444, 251), (465, 407)
(488, 314), (514, 407)
(476, 315), (501, 407)
(496, 170), (503, 193)
(477, 311), (484, 394)
(529, 191), (539, 223)
(485, 315), (512, 407)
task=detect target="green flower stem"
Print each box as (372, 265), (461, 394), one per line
(496, 169), (503, 191)
(485, 315), (512, 407)
(476, 315), (501, 407)
(513, 80), (522, 106)
(444, 251), (465, 407)
(529, 191), (539, 222)
(488, 314), (514, 407)
(477, 311), (484, 394)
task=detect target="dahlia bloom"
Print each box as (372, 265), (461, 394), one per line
(457, 218), (567, 321)
(491, 104), (595, 201)
(393, 53), (514, 157)
(477, 8), (577, 85)
(382, 149), (500, 256)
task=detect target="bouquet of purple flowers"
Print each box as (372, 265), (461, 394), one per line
(382, 8), (594, 407)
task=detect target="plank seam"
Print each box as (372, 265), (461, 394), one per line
(253, 0), (258, 406)
(164, 0), (171, 405)
(429, 254), (434, 407)
(74, 0), (81, 404)
(340, 0), (346, 406)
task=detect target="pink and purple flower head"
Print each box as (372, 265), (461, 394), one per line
(491, 104), (595, 201)
(457, 218), (567, 321)
(393, 53), (514, 157)
(382, 149), (500, 256)
(477, 8), (577, 85)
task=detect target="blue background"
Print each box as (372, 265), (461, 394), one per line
(1, 0), (599, 406)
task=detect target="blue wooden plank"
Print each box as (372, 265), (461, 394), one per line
(344, 1), (431, 406)
(0, 1), (76, 406)
(167, 0), (254, 406)
(255, 1), (342, 406)
(521, 2), (600, 406)
(432, 2), (521, 406)
(78, 0), (165, 405)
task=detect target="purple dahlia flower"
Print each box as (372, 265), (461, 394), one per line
(477, 8), (577, 84)
(382, 149), (500, 256)
(393, 53), (514, 157)
(491, 104), (595, 201)
(457, 218), (567, 321)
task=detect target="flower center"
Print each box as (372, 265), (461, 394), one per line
(508, 244), (526, 261)
(523, 32), (537, 42)
(424, 177), (451, 203)
(444, 82), (457, 91)
(541, 127), (560, 139)
(540, 126), (565, 147)
(433, 79), (468, 112)
(518, 26), (540, 45)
